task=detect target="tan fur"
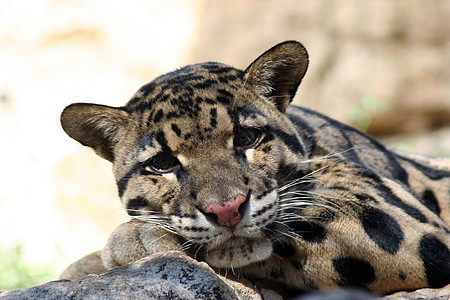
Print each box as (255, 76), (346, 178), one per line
(60, 41), (450, 297)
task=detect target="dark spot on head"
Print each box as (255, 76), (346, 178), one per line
(217, 96), (230, 105)
(171, 124), (182, 137)
(288, 221), (327, 243)
(155, 130), (168, 148)
(333, 257), (376, 287)
(117, 163), (140, 198)
(399, 272), (406, 280)
(190, 191), (197, 200)
(210, 108), (217, 128)
(184, 133), (193, 141)
(193, 79), (216, 89)
(126, 197), (149, 216)
(419, 234), (450, 288)
(166, 111), (179, 119)
(153, 109), (164, 123)
(204, 98), (215, 105)
(137, 82), (156, 98)
(359, 206), (404, 254)
(151, 178), (158, 184)
(243, 176), (249, 185)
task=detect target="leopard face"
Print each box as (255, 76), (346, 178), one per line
(61, 42), (310, 268)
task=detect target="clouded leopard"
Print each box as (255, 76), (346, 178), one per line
(60, 41), (450, 296)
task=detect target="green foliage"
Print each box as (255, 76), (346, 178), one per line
(0, 244), (55, 290)
(348, 94), (390, 133)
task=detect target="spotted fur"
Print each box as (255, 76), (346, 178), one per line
(60, 41), (450, 296)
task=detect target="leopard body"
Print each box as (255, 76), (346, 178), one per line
(60, 41), (450, 296)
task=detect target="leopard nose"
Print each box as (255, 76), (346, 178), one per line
(204, 194), (247, 228)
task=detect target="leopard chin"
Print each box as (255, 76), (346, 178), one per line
(205, 236), (273, 268)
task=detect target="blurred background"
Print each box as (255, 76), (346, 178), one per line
(0, 0), (449, 289)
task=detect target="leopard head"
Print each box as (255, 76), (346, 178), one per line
(61, 41), (309, 268)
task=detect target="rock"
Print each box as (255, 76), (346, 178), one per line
(0, 251), (281, 300)
(385, 284), (450, 300)
(1, 251), (448, 299)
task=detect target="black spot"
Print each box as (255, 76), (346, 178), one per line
(117, 163), (140, 197)
(333, 257), (376, 287)
(272, 242), (296, 257)
(190, 191), (197, 200)
(155, 130), (168, 147)
(359, 206), (404, 254)
(166, 111), (179, 119)
(126, 197), (149, 216)
(290, 260), (302, 270)
(151, 178), (158, 184)
(205, 98), (215, 105)
(288, 221), (327, 243)
(243, 176), (249, 185)
(421, 189), (440, 215)
(216, 96), (230, 105)
(419, 234), (450, 288)
(171, 124), (182, 137)
(158, 93), (170, 102)
(193, 79), (216, 89)
(399, 272), (406, 280)
(184, 133), (193, 141)
(218, 88), (232, 96)
(153, 109), (164, 123)
(210, 108), (217, 128)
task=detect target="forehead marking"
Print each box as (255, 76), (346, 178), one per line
(171, 124), (182, 137)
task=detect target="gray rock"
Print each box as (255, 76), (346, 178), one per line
(2, 251), (448, 299)
(0, 251), (281, 300)
(384, 284), (450, 300)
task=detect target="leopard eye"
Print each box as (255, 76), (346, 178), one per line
(234, 127), (262, 149)
(142, 152), (180, 174)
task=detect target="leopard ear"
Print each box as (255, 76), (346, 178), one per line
(244, 41), (309, 112)
(61, 103), (129, 162)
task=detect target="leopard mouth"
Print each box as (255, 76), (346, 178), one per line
(205, 235), (272, 268)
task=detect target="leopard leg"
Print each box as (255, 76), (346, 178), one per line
(61, 219), (182, 280)
(101, 219), (181, 269)
(60, 250), (107, 280)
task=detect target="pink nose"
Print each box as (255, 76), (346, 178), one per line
(204, 194), (247, 228)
